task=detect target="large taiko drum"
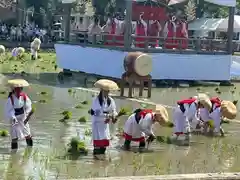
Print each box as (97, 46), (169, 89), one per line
(123, 52), (152, 76)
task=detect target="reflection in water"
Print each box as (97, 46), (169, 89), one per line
(4, 148), (32, 180)
(0, 74), (239, 178)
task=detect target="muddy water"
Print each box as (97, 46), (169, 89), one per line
(0, 74), (240, 179)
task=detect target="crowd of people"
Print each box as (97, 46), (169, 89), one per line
(87, 14), (189, 49)
(0, 22), (59, 43)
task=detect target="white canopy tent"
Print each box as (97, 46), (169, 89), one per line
(216, 15), (240, 32)
(188, 18), (224, 31)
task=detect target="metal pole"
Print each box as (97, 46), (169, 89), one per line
(227, 7), (235, 54)
(124, 0), (132, 50)
(196, 0), (203, 19)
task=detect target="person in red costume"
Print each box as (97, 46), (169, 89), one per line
(163, 15), (177, 49)
(135, 13), (147, 48)
(176, 16), (188, 49)
(103, 15), (119, 46)
(115, 13), (125, 47)
(148, 20), (161, 48)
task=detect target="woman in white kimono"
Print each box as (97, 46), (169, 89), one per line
(209, 101), (236, 136)
(200, 99), (237, 136)
(5, 79), (34, 150)
(171, 93), (211, 142)
(89, 79), (118, 155)
(123, 105), (168, 151)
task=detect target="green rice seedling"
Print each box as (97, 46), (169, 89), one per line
(0, 129), (8, 137)
(67, 137), (88, 155)
(118, 107), (131, 117)
(81, 100), (88, 105)
(84, 129), (92, 136)
(165, 121), (174, 128)
(75, 104), (83, 109)
(78, 116), (87, 123)
(0, 91), (6, 94)
(38, 99), (47, 103)
(61, 110), (72, 116)
(40, 91), (47, 95)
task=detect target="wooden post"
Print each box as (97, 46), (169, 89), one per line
(128, 78), (133, 98)
(147, 76), (152, 98)
(124, 0), (132, 50)
(139, 81), (144, 97)
(227, 7), (235, 54)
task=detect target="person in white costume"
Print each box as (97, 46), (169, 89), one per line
(200, 100), (237, 136)
(89, 79), (118, 155)
(30, 37), (41, 60)
(171, 93), (212, 143)
(123, 105), (168, 151)
(5, 79), (34, 150)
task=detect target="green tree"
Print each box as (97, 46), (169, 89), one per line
(26, 0), (49, 26)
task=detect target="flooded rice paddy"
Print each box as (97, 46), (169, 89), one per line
(0, 52), (240, 179)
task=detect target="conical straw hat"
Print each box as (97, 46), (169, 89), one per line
(197, 93), (211, 111)
(7, 79), (29, 88)
(94, 79), (119, 91)
(221, 100), (237, 119)
(155, 104), (168, 123)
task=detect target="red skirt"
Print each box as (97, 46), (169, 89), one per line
(179, 38), (188, 49)
(135, 37), (146, 48)
(165, 38), (178, 49)
(93, 139), (110, 147)
(105, 35), (124, 46)
(149, 37), (159, 47)
(123, 132), (145, 142)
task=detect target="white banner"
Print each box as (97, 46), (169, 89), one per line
(55, 44), (232, 81)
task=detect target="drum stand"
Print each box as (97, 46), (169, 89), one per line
(120, 72), (152, 98)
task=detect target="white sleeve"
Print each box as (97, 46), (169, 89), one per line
(5, 98), (16, 121)
(139, 113), (154, 136)
(209, 108), (221, 132)
(184, 103), (196, 120)
(109, 97), (118, 117)
(24, 96), (32, 115)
